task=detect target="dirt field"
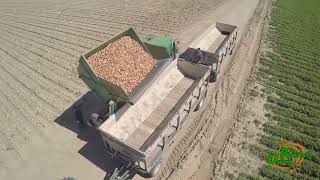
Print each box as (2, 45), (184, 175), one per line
(0, 0), (268, 179)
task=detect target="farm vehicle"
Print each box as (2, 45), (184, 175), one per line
(75, 22), (238, 178)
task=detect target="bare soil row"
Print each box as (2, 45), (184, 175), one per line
(0, 34), (83, 95)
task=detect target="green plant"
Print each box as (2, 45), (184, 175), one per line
(225, 172), (236, 180)
(249, 89), (259, 97)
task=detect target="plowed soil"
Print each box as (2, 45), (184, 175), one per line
(0, 0), (266, 179)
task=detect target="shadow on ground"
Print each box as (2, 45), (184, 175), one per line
(55, 92), (134, 179)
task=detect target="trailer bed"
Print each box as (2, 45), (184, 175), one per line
(127, 77), (194, 148)
(209, 34), (228, 52)
(99, 60), (195, 149)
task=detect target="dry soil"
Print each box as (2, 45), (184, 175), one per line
(0, 0), (269, 179)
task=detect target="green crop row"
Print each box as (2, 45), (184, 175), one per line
(263, 80), (320, 105)
(262, 123), (320, 151)
(260, 59), (320, 85)
(261, 57), (320, 81)
(272, 98), (320, 120)
(266, 103), (320, 127)
(260, 165), (318, 180)
(272, 115), (320, 138)
(274, 90), (320, 110)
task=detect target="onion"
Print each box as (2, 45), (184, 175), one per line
(88, 36), (156, 94)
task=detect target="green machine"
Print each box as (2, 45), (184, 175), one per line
(144, 36), (178, 60)
(78, 28), (177, 114)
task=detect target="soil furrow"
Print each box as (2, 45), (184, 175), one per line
(0, 7), (190, 38)
(0, 40), (82, 96)
(5, 11), (178, 36)
(2, 24), (87, 55)
(0, 15), (114, 41)
(0, 13), (118, 38)
(0, 78), (53, 142)
(0, 18), (103, 44)
(3, 12), (125, 35)
(0, 69), (52, 128)
(0, 27), (76, 58)
(0, 21), (95, 50)
(0, 37), (82, 92)
(0, 29), (74, 72)
(0, 47), (74, 110)
(0, 54), (60, 118)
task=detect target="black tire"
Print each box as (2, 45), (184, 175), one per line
(229, 47), (234, 55)
(194, 90), (207, 111)
(219, 54), (224, 63)
(194, 98), (203, 111)
(209, 72), (218, 82)
(146, 160), (161, 177)
(230, 42), (236, 55)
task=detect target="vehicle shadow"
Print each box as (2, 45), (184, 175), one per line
(55, 92), (134, 179)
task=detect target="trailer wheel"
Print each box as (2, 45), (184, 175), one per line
(146, 160), (161, 177)
(195, 98), (203, 111)
(209, 72), (218, 82)
(194, 90), (207, 111)
(229, 47), (234, 55)
(229, 43), (235, 55)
